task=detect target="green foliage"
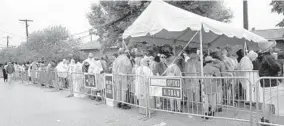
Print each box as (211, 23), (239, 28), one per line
(0, 25), (86, 64)
(87, 1), (233, 49)
(271, 1), (284, 26)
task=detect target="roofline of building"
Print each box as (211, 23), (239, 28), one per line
(267, 38), (284, 41)
(252, 28), (284, 31)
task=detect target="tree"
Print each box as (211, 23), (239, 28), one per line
(271, 1), (284, 26)
(0, 25), (85, 64)
(87, 1), (233, 49)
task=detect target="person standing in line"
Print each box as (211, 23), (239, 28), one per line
(55, 59), (68, 90)
(5, 62), (15, 84)
(225, 47), (238, 70)
(211, 51), (226, 112)
(135, 57), (154, 114)
(67, 59), (76, 98)
(30, 61), (38, 84)
(112, 48), (133, 109)
(101, 55), (109, 73)
(238, 50), (259, 103)
(258, 48), (282, 124)
(183, 49), (201, 109)
(202, 56), (221, 119)
(84, 53), (95, 66)
(73, 60), (83, 98)
(163, 52), (182, 112)
(2, 63), (8, 82)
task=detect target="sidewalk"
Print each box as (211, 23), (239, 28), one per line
(4, 80), (283, 126)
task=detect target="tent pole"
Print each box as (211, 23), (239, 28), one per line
(199, 25), (205, 116)
(200, 29), (204, 78)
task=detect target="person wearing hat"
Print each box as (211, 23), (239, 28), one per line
(135, 57), (154, 114)
(210, 51), (226, 112)
(202, 56), (221, 119)
(238, 50), (259, 103)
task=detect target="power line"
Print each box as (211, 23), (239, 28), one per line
(0, 29), (25, 38)
(70, 30), (90, 37)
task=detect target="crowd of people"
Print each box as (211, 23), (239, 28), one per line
(111, 45), (282, 123)
(1, 44), (282, 123)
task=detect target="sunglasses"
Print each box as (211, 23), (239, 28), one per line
(160, 56), (166, 58)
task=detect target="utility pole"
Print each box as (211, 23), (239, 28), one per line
(19, 19), (33, 42)
(243, 0), (249, 55)
(3, 35), (10, 48)
(89, 29), (94, 42)
(243, 0), (248, 30)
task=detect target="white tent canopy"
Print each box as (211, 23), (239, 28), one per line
(123, 0), (275, 50)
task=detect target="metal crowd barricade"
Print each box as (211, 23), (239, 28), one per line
(254, 77), (284, 126)
(182, 72), (234, 107)
(79, 73), (106, 102)
(30, 70), (40, 84)
(13, 69), (284, 125)
(148, 75), (257, 125)
(227, 70), (260, 107)
(18, 70), (29, 83)
(43, 70), (56, 88)
(112, 73), (149, 114)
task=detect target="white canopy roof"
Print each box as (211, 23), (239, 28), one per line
(123, 0), (275, 50)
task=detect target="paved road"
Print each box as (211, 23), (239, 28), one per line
(0, 80), (273, 126)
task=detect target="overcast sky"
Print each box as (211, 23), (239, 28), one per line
(0, 0), (283, 47)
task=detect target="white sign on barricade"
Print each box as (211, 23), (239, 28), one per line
(104, 74), (115, 107)
(149, 77), (182, 99)
(104, 74), (114, 99)
(84, 73), (97, 89)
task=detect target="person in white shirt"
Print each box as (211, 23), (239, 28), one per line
(88, 57), (104, 100)
(238, 50), (259, 102)
(56, 59), (68, 90)
(67, 59), (76, 97)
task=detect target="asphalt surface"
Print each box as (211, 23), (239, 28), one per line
(0, 80), (281, 126)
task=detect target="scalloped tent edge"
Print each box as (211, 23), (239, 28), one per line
(122, 0), (275, 50)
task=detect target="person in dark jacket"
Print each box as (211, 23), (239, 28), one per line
(258, 49), (281, 124)
(236, 49), (244, 63)
(2, 63), (7, 82)
(277, 53), (284, 77)
(253, 52), (264, 70)
(82, 61), (90, 73)
(5, 62), (15, 84)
